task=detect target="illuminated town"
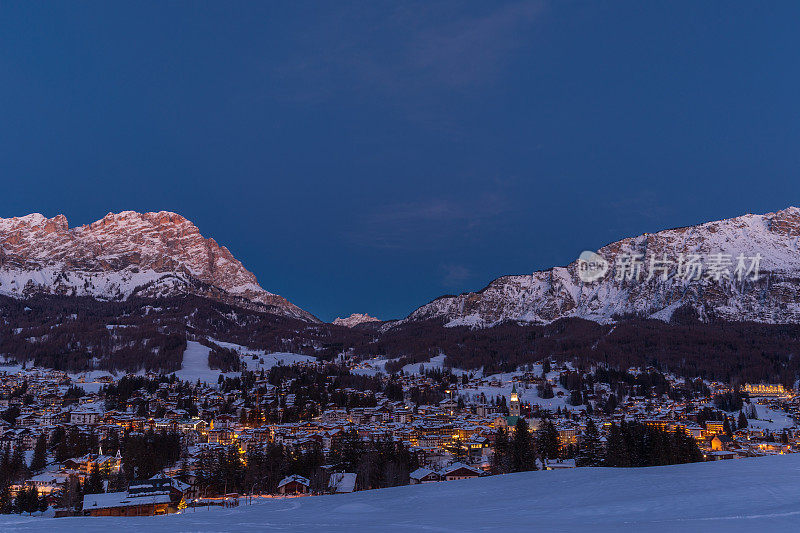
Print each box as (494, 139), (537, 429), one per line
(1, 353), (796, 516)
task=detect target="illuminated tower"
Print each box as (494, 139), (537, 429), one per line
(509, 383), (521, 417)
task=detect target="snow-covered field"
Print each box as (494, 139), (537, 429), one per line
(463, 364), (575, 411)
(352, 354), (470, 376)
(1, 340), (318, 388)
(211, 339), (316, 373)
(172, 340), (317, 384)
(744, 402), (795, 433)
(4, 455), (800, 532)
(172, 341), (217, 383)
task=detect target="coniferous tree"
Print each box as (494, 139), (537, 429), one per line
(537, 383), (555, 399)
(568, 389), (583, 406)
(603, 423), (629, 467)
(14, 486), (39, 515)
(737, 410), (748, 429)
(0, 446), (10, 479)
(723, 417), (733, 438)
(12, 487), (27, 514)
(38, 491), (48, 513)
(576, 419), (603, 467)
(510, 418), (537, 472)
(536, 420), (560, 461)
(0, 483), (12, 514)
(86, 463), (104, 495)
(9, 446), (27, 484)
(491, 428), (512, 474)
(59, 474), (83, 512)
(675, 429), (703, 464)
(30, 434), (48, 472)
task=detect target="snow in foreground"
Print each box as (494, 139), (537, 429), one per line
(4, 455), (800, 532)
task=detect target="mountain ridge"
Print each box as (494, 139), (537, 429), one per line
(332, 313), (381, 328)
(400, 206), (800, 328)
(0, 210), (318, 322)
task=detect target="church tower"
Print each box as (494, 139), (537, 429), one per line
(509, 383), (521, 417)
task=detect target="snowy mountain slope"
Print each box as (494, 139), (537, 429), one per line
(171, 340), (317, 383)
(0, 211), (317, 322)
(332, 313), (381, 327)
(4, 455), (800, 532)
(404, 207), (800, 327)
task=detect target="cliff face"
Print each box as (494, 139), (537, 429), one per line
(0, 211), (317, 322)
(404, 207), (800, 328)
(332, 313), (381, 327)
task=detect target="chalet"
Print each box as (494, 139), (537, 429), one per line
(440, 462), (481, 481)
(26, 472), (67, 494)
(544, 458), (576, 470)
(83, 477), (185, 516)
(208, 428), (235, 445)
(178, 418), (206, 433)
(17, 413), (38, 427)
(711, 435), (733, 451)
(705, 450), (736, 461)
(82, 490), (173, 517)
(684, 424), (704, 440)
(0, 427), (33, 450)
(63, 451), (122, 476)
(409, 467), (441, 484)
(70, 406), (95, 421)
(474, 404), (501, 417)
(278, 474), (310, 495)
(81, 475), (187, 517)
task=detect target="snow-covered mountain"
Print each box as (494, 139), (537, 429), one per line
(332, 313), (381, 327)
(0, 211), (317, 322)
(404, 207), (800, 328)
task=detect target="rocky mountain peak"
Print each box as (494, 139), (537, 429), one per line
(333, 313), (381, 327)
(0, 211), (317, 322)
(402, 207), (800, 328)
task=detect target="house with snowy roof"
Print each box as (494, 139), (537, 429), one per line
(82, 477), (185, 517)
(278, 474), (310, 495)
(440, 462), (482, 481)
(409, 467), (441, 484)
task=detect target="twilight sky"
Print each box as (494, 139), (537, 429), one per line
(1, 1), (799, 321)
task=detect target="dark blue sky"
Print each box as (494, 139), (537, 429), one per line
(1, 2), (798, 321)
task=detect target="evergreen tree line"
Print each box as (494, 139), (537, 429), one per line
(598, 421), (704, 467)
(0, 446), (47, 514)
(492, 418), (563, 473)
(192, 432), (419, 496)
(492, 418), (704, 471)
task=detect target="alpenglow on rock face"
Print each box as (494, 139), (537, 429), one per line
(404, 207), (800, 328)
(332, 313), (381, 327)
(0, 211), (317, 322)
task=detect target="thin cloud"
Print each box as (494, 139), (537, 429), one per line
(272, 1), (546, 102)
(440, 263), (472, 288)
(404, 1), (544, 88)
(345, 194), (511, 250)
